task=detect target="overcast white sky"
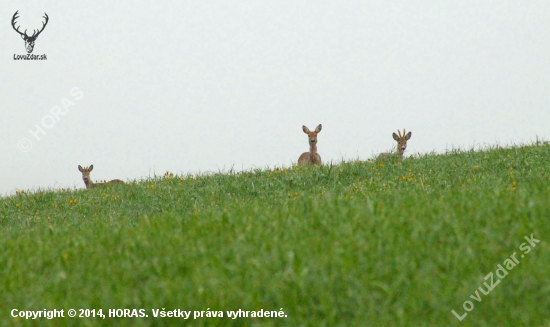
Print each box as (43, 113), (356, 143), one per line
(1, 1), (549, 195)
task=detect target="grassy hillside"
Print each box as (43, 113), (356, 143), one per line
(1, 143), (549, 327)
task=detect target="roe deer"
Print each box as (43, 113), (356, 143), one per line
(378, 129), (412, 159)
(297, 124), (322, 166)
(78, 165), (124, 189)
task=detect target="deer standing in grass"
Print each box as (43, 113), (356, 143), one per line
(378, 129), (412, 159)
(78, 165), (124, 189)
(298, 124), (322, 166)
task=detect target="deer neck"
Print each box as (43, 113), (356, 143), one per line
(395, 146), (404, 157)
(84, 179), (95, 189)
(309, 144), (317, 154)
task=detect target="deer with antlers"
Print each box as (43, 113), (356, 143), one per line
(378, 129), (412, 159)
(297, 124), (323, 166)
(78, 165), (124, 189)
(11, 11), (49, 53)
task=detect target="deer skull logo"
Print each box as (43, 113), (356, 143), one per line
(11, 11), (49, 54)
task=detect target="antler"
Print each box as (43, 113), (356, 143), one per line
(11, 11), (26, 37)
(29, 13), (49, 39)
(11, 11), (49, 40)
(396, 129), (407, 139)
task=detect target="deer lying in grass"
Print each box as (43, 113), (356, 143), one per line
(378, 129), (412, 159)
(298, 124), (322, 166)
(78, 165), (124, 189)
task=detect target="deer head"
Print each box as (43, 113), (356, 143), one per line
(392, 129), (412, 154)
(78, 165), (94, 186)
(12, 11), (49, 53)
(303, 124), (322, 148)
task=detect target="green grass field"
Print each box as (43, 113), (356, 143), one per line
(1, 143), (549, 326)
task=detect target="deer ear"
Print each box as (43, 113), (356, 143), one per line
(392, 133), (399, 141)
(78, 165), (83, 172)
(89, 165), (94, 171)
(405, 132), (412, 140)
(315, 124), (322, 133)
(20, 34), (25, 40)
(302, 125), (310, 134)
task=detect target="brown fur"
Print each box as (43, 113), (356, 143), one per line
(78, 165), (124, 189)
(298, 124), (322, 166)
(378, 129), (412, 159)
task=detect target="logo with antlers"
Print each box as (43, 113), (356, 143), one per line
(11, 11), (49, 54)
